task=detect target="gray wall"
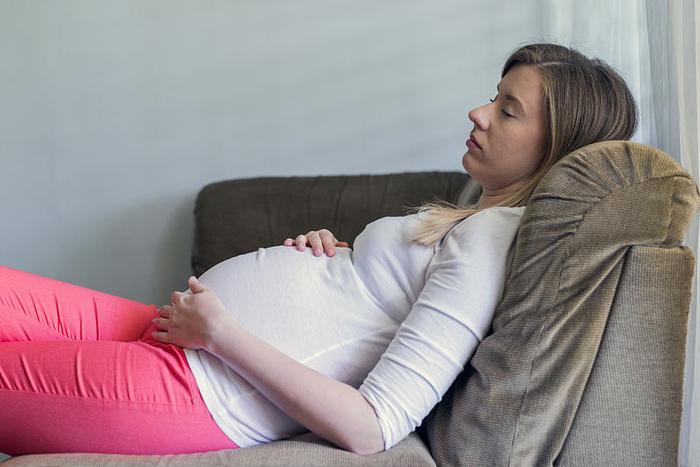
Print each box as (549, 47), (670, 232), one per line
(0, 0), (544, 306)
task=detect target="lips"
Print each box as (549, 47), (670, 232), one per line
(467, 134), (482, 150)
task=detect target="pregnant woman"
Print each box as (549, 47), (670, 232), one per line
(0, 43), (638, 456)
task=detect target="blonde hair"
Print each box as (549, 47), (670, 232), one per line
(408, 43), (639, 245)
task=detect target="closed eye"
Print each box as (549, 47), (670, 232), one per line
(489, 95), (515, 118)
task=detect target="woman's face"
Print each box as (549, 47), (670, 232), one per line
(462, 64), (547, 193)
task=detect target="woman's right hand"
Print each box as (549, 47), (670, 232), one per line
(283, 229), (349, 257)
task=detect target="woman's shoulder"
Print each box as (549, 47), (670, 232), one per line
(434, 206), (525, 251)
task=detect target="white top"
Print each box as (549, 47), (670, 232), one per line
(184, 206), (526, 450)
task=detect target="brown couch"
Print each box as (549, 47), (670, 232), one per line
(4, 141), (699, 466)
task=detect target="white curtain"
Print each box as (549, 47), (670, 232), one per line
(541, 1), (700, 466)
(633, 3), (700, 465)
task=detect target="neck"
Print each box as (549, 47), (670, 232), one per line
(476, 179), (530, 210)
(476, 192), (510, 210)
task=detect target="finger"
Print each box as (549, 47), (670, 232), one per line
(151, 331), (169, 343)
(308, 231), (324, 256)
(283, 238), (294, 246)
(188, 275), (208, 294)
(170, 290), (184, 304)
(152, 317), (165, 329)
(319, 230), (336, 256)
(295, 234), (307, 251)
(158, 306), (172, 318)
(336, 241), (349, 247)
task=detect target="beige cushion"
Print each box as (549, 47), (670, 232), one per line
(2, 432), (435, 467)
(424, 141), (700, 466)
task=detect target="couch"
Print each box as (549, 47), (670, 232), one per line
(4, 140), (699, 466)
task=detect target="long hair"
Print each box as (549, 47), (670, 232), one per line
(408, 43), (638, 245)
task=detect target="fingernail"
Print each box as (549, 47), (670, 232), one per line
(314, 249), (321, 256)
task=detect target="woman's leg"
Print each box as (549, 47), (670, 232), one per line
(0, 338), (239, 454)
(0, 266), (239, 454)
(0, 265), (157, 342)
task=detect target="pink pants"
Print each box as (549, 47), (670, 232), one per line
(0, 265), (239, 455)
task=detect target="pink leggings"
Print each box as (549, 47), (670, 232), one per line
(0, 265), (239, 455)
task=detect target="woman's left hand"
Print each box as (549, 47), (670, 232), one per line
(152, 276), (231, 351)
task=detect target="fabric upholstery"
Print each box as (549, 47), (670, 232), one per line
(556, 245), (693, 465)
(1, 432), (436, 467)
(424, 141), (700, 466)
(191, 171), (469, 276)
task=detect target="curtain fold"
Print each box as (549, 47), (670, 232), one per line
(541, 1), (700, 465)
(644, 2), (699, 465)
(659, 2), (700, 466)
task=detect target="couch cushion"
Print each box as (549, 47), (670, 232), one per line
(3, 432), (436, 467)
(423, 141), (700, 466)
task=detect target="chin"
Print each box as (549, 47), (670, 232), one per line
(462, 151), (473, 172)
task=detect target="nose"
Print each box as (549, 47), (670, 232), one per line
(468, 103), (489, 131)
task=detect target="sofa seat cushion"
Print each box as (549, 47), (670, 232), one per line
(2, 431), (435, 467)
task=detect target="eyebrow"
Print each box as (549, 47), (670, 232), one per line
(496, 83), (526, 114)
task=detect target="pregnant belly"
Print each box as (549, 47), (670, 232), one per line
(196, 245), (395, 364)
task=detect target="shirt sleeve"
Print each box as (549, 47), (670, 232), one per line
(357, 206), (525, 451)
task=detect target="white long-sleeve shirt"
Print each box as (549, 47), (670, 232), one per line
(184, 206), (525, 450)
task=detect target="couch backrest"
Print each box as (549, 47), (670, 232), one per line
(191, 171), (468, 276)
(424, 141), (700, 466)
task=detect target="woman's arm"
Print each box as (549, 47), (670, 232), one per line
(152, 276), (384, 455)
(207, 317), (384, 455)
